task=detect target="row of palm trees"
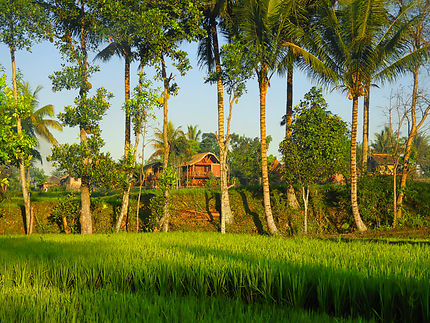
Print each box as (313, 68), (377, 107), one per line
(198, 0), (428, 233)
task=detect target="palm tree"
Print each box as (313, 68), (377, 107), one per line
(186, 125), (202, 142)
(21, 82), (62, 147)
(95, 39), (135, 233)
(236, 0), (294, 235)
(371, 126), (397, 154)
(285, 0), (423, 231)
(361, 1), (418, 171)
(198, 0), (235, 233)
(150, 121), (187, 168)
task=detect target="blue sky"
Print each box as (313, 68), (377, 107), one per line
(1, 40), (422, 175)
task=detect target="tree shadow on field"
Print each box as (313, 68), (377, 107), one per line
(204, 191), (220, 231)
(238, 191), (266, 235)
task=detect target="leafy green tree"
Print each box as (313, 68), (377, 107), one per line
(47, 0), (115, 234)
(199, 132), (220, 155)
(115, 72), (160, 233)
(94, 1), (157, 231)
(229, 134), (272, 186)
(0, 0), (49, 234)
(29, 166), (47, 189)
(0, 73), (36, 197)
(280, 87), (348, 233)
(136, 0), (203, 232)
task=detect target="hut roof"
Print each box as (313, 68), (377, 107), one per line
(181, 152), (220, 167)
(369, 153), (396, 165)
(143, 161), (163, 171)
(44, 175), (61, 185)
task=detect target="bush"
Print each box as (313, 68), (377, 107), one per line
(49, 194), (80, 233)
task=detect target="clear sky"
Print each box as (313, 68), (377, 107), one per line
(1, 39), (424, 175)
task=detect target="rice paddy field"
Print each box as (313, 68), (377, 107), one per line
(1, 232), (429, 322)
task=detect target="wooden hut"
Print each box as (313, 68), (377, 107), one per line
(42, 175), (61, 192)
(142, 162), (163, 188)
(181, 152), (221, 187)
(60, 175), (81, 191)
(367, 153), (396, 175)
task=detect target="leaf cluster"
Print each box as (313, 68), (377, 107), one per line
(280, 87), (348, 186)
(48, 134), (119, 190)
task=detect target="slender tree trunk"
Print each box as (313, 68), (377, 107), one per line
(302, 185), (309, 233)
(285, 67), (293, 138)
(161, 57), (170, 232)
(136, 120), (147, 232)
(393, 164), (397, 227)
(78, 22), (92, 234)
(259, 67), (277, 235)
(285, 67), (299, 209)
(211, 22), (233, 234)
(362, 84), (370, 172)
(351, 96), (367, 232)
(396, 69), (423, 219)
(10, 45), (32, 235)
(80, 127), (92, 234)
(116, 53), (132, 233)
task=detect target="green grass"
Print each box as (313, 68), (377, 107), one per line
(0, 232), (428, 321)
(0, 286), (356, 322)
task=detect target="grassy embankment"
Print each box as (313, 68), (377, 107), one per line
(1, 232), (429, 322)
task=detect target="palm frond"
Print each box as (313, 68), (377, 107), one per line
(94, 42), (125, 62)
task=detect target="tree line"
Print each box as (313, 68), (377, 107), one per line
(0, 0), (428, 235)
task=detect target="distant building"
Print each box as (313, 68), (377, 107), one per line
(367, 153), (396, 175)
(42, 174), (81, 191)
(41, 175), (61, 192)
(60, 175), (81, 191)
(181, 152), (221, 187)
(142, 162), (163, 189)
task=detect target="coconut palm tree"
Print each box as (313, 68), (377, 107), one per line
(198, 0), (236, 233)
(95, 37), (136, 234)
(149, 121), (187, 169)
(20, 82), (62, 147)
(285, 0), (425, 231)
(235, 0), (291, 235)
(371, 126), (397, 154)
(186, 124), (202, 142)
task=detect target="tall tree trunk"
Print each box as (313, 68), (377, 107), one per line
(259, 67), (277, 235)
(116, 52), (132, 233)
(285, 67), (299, 209)
(136, 120), (147, 232)
(362, 84), (370, 172)
(302, 185), (309, 233)
(10, 46), (32, 235)
(161, 57), (170, 232)
(78, 20), (92, 234)
(80, 127), (92, 234)
(351, 96), (367, 232)
(396, 69), (420, 219)
(211, 21), (233, 234)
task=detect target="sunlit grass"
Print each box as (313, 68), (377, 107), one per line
(1, 232), (428, 321)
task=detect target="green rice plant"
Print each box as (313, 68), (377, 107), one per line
(0, 233), (428, 321)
